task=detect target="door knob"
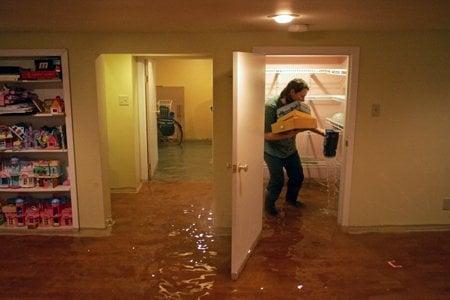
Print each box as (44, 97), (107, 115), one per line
(237, 164), (248, 172)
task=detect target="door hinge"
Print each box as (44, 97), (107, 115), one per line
(226, 163), (237, 173)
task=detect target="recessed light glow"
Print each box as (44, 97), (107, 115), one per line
(270, 14), (299, 24)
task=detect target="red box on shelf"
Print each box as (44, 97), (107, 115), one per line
(20, 70), (58, 80)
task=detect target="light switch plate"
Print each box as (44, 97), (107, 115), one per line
(443, 198), (450, 210)
(119, 95), (129, 106)
(371, 103), (381, 117)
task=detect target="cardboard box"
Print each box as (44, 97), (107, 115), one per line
(271, 110), (317, 133)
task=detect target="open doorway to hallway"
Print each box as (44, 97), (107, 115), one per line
(96, 54), (214, 190)
(149, 57), (213, 182)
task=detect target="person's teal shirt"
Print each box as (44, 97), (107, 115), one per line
(264, 97), (297, 158)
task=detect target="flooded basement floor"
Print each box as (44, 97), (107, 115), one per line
(0, 142), (449, 298)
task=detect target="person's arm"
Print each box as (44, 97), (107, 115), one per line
(264, 129), (307, 141)
(309, 128), (326, 137)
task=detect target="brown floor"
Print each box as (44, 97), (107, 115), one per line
(0, 180), (449, 299)
(0, 143), (449, 298)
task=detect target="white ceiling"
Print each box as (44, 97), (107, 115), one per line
(1, 0), (449, 33)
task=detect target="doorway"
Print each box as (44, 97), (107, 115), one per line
(137, 56), (214, 182)
(255, 47), (359, 226)
(264, 54), (349, 217)
(231, 47), (359, 279)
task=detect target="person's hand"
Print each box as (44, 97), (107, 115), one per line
(309, 128), (326, 136)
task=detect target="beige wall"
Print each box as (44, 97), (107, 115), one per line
(154, 58), (213, 140)
(1, 31), (448, 229)
(101, 54), (140, 192)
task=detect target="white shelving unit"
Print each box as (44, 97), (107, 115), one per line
(306, 94), (346, 102)
(0, 186), (71, 193)
(0, 49), (78, 231)
(266, 67), (347, 76)
(2, 149), (68, 153)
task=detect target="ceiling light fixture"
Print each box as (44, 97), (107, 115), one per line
(269, 14), (299, 24)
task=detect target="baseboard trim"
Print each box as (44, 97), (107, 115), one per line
(343, 224), (450, 234)
(110, 182), (143, 194)
(77, 227), (112, 237)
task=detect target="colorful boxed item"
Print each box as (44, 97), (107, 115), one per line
(41, 197), (71, 227)
(2, 204), (18, 227)
(61, 207), (73, 227)
(0, 125), (14, 150)
(49, 96), (64, 114)
(0, 158), (64, 189)
(1, 197), (72, 228)
(3, 198), (26, 227)
(20, 70), (58, 80)
(0, 123), (66, 151)
(26, 204), (40, 229)
(271, 110), (317, 134)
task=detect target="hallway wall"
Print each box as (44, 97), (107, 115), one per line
(100, 54), (141, 192)
(0, 31), (448, 229)
(154, 58), (213, 140)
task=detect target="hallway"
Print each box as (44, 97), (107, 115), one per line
(154, 141), (213, 181)
(0, 142), (449, 298)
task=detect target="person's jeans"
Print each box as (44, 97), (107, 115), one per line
(264, 151), (304, 207)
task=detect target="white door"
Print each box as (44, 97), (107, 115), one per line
(231, 52), (266, 279)
(146, 60), (159, 177)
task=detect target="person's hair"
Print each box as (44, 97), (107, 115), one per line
(277, 78), (309, 106)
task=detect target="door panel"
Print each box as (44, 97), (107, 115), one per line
(146, 60), (159, 177)
(231, 52), (265, 279)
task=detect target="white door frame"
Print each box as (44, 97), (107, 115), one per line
(253, 46), (360, 227)
(135, 58), (150, 181)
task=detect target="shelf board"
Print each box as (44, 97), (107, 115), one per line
(266, 68), (347, 76)
(306, 95), (346, 102)
(0, 225), (74, 235)
(1, 149), (67, 153)
(0, 185), (70, 192)
(0, 113), (65, 118)
(34, 113), (65, 117)
(0, 79), (62, 83)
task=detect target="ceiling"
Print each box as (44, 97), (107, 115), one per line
(0, 0), (449, 33)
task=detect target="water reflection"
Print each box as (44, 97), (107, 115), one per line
(157, 207), (217, 299)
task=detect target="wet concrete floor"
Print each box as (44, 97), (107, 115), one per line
(154, 140), (213, 182)
(0, 142), (449, 298)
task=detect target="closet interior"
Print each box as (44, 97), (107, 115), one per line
(265, 55), (349, 210)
